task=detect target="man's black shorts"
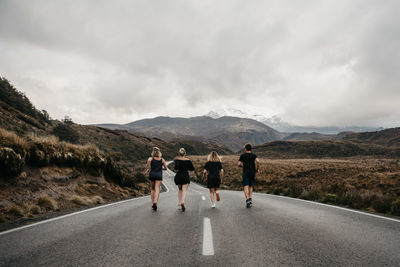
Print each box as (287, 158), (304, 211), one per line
(242, 172), (255, 186)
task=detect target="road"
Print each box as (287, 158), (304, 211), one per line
(1, 167), (400, 266)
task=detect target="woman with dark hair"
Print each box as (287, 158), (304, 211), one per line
(203, 151), (224, 208)
(174, 148), (195, 211)
(145, 147), (167, 211)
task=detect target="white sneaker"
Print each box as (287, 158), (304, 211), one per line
(211, 203), (216, 208)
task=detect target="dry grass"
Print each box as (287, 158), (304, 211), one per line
(28, 133), (59, 145)
(70, 195), (105, 206)
(190, 155), (400, 216)
(7, 205), (24, 217)
(24, 204), (41, 215)
(37, 195), (58, 211)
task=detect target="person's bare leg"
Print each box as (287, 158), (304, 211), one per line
(209, 188), (215, 204)
(154, 180), (162, 204)
(249, 186), (253, 199)
(244, 185), (250, 200)
(150, 181), (155, 204)
(178, 185), (183, 205)
(182, 184), (189, 204)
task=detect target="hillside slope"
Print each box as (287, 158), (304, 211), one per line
(98, 116), (283, 151)
(0, 77), (230, 227)
(343, 128), (400, 147)
(252, 140), (400, 158)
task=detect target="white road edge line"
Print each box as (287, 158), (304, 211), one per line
(256, 192), (400, 223)
(0, 171), (171, 236)
(201, 195), (206, 201)
(202, 217), (214, 256)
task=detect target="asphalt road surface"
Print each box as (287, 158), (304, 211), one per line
(1, 167), (400, 266)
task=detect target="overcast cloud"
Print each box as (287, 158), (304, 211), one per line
(0, 0), (399, 127)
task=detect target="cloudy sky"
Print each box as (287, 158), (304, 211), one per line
(0, 0), (399, 127)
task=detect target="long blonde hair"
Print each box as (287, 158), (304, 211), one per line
(178, 147), (186, 157)
(152, 147), (162, 158)
(207, 151), (221, 162)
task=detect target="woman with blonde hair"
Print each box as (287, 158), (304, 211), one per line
(203, 151), (224, 208)
(146, 147), (167, 211)
(174, 148), (195, 211)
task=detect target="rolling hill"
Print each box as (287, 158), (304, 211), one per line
(97, 116), (284, 151)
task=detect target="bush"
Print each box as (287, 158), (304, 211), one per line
(390, 200), (400, 216)
(52, 121), (80, 144)
(135, 171), (147, 183)
(28, 204), (41, 214)
(38, 195), (58, 211)
(70, 195), (104, 206)
(0, 147), (24, 177)
(322, 193), (339, 204)
(7, 205), (24, 217)
(372, 196), (392, 213)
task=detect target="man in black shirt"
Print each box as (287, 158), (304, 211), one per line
(238, 143), (260, 208)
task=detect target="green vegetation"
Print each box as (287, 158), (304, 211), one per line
(0, 77), (50, 129)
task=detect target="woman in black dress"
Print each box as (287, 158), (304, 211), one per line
(145, 147), (167, 211)
(203, 151), (224, 208)
(174, 148), (195, 211)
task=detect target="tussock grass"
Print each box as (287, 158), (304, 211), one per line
(24, 204), (41, 215)
(38, 195), (58, 211)
(191, 155), (400, 216)
(7, 205), (24, 217)
(70, 195), (104, 206)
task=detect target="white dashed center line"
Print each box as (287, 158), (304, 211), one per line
(202, 217), (214, 256)
(201, 195), (206, 200)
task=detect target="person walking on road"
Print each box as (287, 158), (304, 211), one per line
(146, 147), (167, 211)
(238, 143), (260, 208)
(174, 148), (195, 211)
(203, 151), (224, 208)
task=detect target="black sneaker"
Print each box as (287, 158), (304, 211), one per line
(246, 200), (251, 208)
(249, 198), (252, 204)
(152, 203), (157, 211)
(181, 204), (186, 212)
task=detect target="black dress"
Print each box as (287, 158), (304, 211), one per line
(204, 161), (223, 188)
(174, 159), (194, 185)
(149, 158), (163, 181)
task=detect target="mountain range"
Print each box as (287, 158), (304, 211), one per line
(97, 116), (283, 151)
(206, 108), (382, 134)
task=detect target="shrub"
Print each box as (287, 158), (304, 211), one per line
(322, 193), (339, 204)
(0, 213), (7, 223)
(0, 147), (24, 177)
(70, 195), (104, 206)
(38, 195), (58, 211)
(52, 121), (80, 144)
(7, 205), (24, 217)
(28, 204), (41, 214)
(372, 196), (392, 213)
(135, 171), (147, 183)
(0, 128), (28, 157)
(343, 191), (366, 209)
(390, 200), (400, 216)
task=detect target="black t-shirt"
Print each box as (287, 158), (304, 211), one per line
(239, 152), (257, 174)
(204, 161), (223, 179)
(174, 159), (195, 173)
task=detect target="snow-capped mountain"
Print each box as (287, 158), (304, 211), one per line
(205, 108), (269, 122)
(205, 109), (382, 134)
